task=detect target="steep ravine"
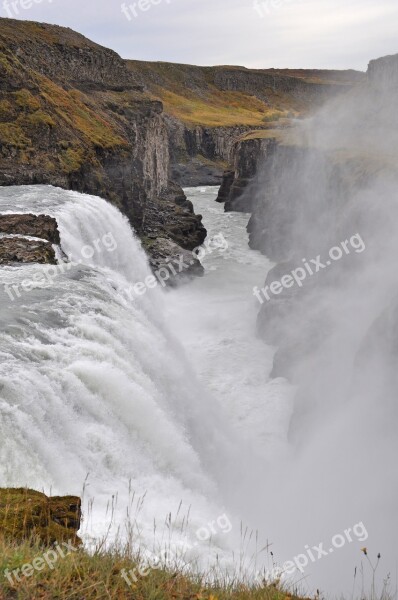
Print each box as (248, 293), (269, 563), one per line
(228, 53), (398, 432)
(0, 19), (205, 270)
(126, 61), (363, 187)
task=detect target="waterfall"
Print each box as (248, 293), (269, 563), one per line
(0, 185), (243, 568)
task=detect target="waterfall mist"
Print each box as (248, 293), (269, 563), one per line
(239, 60), (398, 595)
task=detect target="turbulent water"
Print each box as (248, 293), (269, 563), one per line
(0, 184), (395, 595)
(165, 188), (293, 459)
(0, 184), (285, 576)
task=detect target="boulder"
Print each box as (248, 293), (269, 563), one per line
(0, 237), (57, 265)
(0, 214), (60, 244)
(0, 488), (81, 546)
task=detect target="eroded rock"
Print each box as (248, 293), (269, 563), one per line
(0, 214), (60, 244)
(0, 237), (56, 265)
(0, 488), (81, 546)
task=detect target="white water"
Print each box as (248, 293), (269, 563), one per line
(1, 184), (391, 595)
(0, 185), (252, 571)
(165, 188), (293, 460)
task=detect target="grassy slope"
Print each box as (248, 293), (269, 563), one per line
(0, 534), (304, 600)
(126, 61), (363, 128)
(0, 20), (142, 179)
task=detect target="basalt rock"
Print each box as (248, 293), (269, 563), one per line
(0, 19), (204, 267)
(0, 488), (81, 546)
(127, 61), (363, 187)
(0, 237), (56, 265)
(145, 237), (204, 283)
(0, 213), (60, 244)
(0, 213), (60, 264)
(217, 135), (280, 212)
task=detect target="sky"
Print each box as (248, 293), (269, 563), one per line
(2, 0), (398, 71)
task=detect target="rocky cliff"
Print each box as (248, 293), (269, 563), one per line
(239, 53), (398, 433)
(0, 19), (206, 266)
(0, 213), (60, 264)
(215, 132), (281, 212)
(126, 60), (364, 187)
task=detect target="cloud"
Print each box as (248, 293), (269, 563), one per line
(1, 0), (397, 69)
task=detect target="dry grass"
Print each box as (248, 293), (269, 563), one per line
(152, 86), (291, 127)
(0, 533), (305, 600)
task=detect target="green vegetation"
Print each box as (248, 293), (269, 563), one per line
(240, 129), (285, 141)
(0, 488), (81, 546)
(14, 89), (41, 112)
(0, 534), (303, 600)
(0, 122), (31, 148)
(152, 86), (292, 127)
(60, 147), (87, 173)
(24, 110), (56, 128)
(125, 60), (357, 128)
(0, 52), (12, 75)
(38, 76), (129, 149)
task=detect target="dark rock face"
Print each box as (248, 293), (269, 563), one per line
(146, 237), (204, 283)
(0, 213), (60, 264)
(0, 19), (204, 266)
(0, 487), (81, 545)
(0, 213), (60, 244)
(244, 53), (398, 441)
(215, 170), (235, 203)
(368, 54), (398, 90)
(0, 237), (56, 265)
(141, 182), (207, 254)
(165, 117), (263, 187)
(212, 67), (363, 103)
(217, 136), (279, 212)
(172, 158), (224, 187)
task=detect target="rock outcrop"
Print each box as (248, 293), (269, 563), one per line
(0, 213), (60, 264)
(244, 52), (398, 399)
(146, 237), (204, 281)
(0, 488), (81, 545)
(0, 213), (60, 244)
(0, 19), (206, 265)
(127, 61), (364, 187)
(216, 133), (280, 212)
(0, 236), (56, 264)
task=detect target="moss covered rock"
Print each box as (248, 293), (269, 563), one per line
(0, 488), (81, 546)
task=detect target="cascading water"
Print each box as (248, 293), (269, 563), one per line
(1, 182), (396, 596)
(0, 185), (253, 571)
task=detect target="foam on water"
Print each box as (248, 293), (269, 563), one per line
(0, 185), (251, 570)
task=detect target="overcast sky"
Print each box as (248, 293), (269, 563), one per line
(2, 0), (398, 70)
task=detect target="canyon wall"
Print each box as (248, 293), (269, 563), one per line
(0, 19), (206, 266)
(235, 54), (398, 438)
(127, 60), (363, 187)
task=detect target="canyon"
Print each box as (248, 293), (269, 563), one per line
(0, 18), (361, 267)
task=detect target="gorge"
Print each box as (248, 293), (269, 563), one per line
(0, 16), (397, 599)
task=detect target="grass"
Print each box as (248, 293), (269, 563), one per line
(0, 122), (32, 148)
(152, 86), (292, 127)
(0, 533), (304, 600)
(125, 60), (358, 129)
(0, 488), (304, 600)
(0, 490), (392, 600)
(37, 76), (129, 150)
